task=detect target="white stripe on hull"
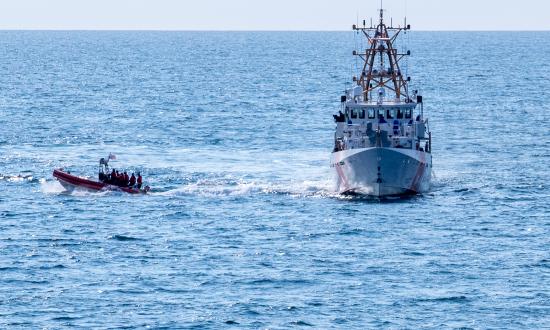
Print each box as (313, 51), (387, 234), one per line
(331, 147), (432, 197)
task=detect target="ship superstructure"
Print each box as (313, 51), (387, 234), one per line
(331, 8), (432, 196)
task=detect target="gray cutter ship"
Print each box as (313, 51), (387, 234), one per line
(331, 7), (432, 197)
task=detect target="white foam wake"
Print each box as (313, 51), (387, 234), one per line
(40, 179), (66, 194)
(39, 179), (111, 197)
(154, 178), (336, 198)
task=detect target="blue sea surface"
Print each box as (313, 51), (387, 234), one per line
(0, 31), (549, 328)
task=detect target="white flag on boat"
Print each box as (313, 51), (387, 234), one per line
(108, 153), (117, 160)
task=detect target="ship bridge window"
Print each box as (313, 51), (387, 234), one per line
(397, 109), (404, 119)
(359, 109), (365, 119)
(368, 109), (375, 119)
(405, 109), (412, 119)
(387, 109), (395, 119)
(378, 109), (385, 119)
(351, 109), (358, 119)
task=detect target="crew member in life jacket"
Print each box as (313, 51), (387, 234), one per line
(129, 173), (136, 187)
(137, 172), (143, 189)
(115, 171), (122, 186)
(123, 171), (129, 186)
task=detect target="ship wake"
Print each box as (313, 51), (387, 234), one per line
(155, 176), (337, 198)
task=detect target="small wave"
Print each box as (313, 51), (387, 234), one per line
(338, 228), (365, 236)
(155, 287), (190, 294)
(39, 264), (66, 270)
(289, 320), (314, 327)
(416, 295), (468, 303)
(109, 234), (143, 241)
(4, 279), (49, 285)
(533, 259), (550, 268)
(1, 173), (37, 183)
(51, 316), (81, 321)
(243, 278), (312, 286)
(244, 309), (260, 316)
(404, 251), (425, 256)
(112, 288), (150, 294)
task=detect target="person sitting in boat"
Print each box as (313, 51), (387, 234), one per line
(129, 173), (136, 187)
(137, 173), (143, 189)
(114, 170), (121, 186)
(110, 169), (116, 183)
(119, 172), (125, 187)
(123, 171), (129, 186)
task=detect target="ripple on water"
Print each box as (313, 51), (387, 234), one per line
(109, 235), (144, 242)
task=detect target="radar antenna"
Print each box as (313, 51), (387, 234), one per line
(351, 6), (412, 102)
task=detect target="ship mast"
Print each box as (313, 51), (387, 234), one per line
(352, 5), (411, 102)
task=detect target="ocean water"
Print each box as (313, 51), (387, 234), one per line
(0, 31), (549, 328)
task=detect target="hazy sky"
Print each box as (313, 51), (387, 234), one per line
(0, 0), (548, 31)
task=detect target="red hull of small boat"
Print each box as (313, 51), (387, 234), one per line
(53, 169), (148, 194)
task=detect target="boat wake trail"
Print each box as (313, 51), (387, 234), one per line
(40, 179), (66, 194)
(154, 177), (337, 198)
(39, 179), (110, 197)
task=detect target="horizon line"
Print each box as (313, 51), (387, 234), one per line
(0, 28), (548, 32)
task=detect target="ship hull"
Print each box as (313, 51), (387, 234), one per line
(331, 147), (432, 197)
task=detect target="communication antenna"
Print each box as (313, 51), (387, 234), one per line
(405, 0), (408, 34)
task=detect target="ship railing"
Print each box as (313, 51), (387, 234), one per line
(342, 136), (412, 150)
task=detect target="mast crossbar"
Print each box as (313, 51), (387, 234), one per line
(351, 10), (412, 102)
